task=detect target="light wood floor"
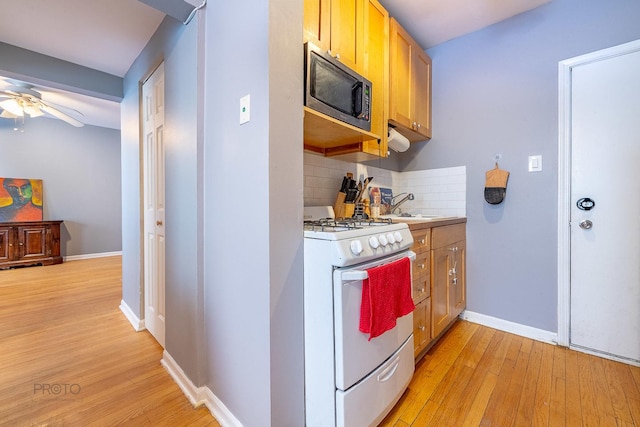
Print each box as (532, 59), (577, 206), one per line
(0, 256), (218, 426)
(380, 319), (640, 426)
(2, 257), (639, 426)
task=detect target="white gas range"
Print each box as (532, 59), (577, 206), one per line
(303, 207), (415, 427)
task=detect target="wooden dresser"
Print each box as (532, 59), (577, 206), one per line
(0, 221), (63, 269)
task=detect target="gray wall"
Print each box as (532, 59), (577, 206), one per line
(120, 17), (182, 314)
(0, 118), (121, 256)
(164, 15), (203, 387)
(393, 0), (640, 332)
(120, 13), (205, 389)
(203, 0), (304, 425)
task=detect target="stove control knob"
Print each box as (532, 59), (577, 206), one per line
(378, 234), (388, 246)
(386, 233), (396, 244)
(350, 240), (363, 256)
(394, 231), (403, 243)
(369, 236), (380, 249)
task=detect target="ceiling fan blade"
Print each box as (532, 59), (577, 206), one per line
(0, 98), (24, 116)
(0, 109), (19, 119)
(40, 104), (84, 127)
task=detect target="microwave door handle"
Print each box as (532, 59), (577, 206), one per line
(352, 82), (363, 117)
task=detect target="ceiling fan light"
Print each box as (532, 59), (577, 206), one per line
(0, 98), (24, 117)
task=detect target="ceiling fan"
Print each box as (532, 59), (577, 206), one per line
(0, 83), (84, 127)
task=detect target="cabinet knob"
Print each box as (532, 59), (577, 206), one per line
(419, 263), (425, 269)
(412, 121), (417, 129)
(452, 278), (458, 285)
(419, 239), (425, 245)
(421, 287), (425, 293)
(156, 220), (163, 226)
(8, 243), (12, 247)
(419, 326), (425, 331)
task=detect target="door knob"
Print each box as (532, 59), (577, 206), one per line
(579, 219), (593, 230)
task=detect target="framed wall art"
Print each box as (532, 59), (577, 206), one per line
(0, 177), (43, 222)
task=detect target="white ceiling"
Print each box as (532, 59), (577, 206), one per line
(0, 0), (551, 130)
(379, 0), (552, 49)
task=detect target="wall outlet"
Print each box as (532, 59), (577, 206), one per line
(239, 94), (250, 124)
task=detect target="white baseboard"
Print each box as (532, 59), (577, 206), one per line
(161, 351), (242, 427)
(64, 251), (122, 261)
(119, 299), (145, 332)
(461, 310), (558, 345)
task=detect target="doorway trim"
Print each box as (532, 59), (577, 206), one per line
(557, 39), (640, 348)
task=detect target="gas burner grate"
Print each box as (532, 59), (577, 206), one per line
(304, 217), (394, 232)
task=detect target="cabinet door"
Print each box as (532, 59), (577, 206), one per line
(0, 227), (13, 262)
(330, 0), (362, 72)
(303, 0), (331, 51)
(431, 245), (452, 338)
(361, 0), (388, 157)
(389, 18), (413, 129)
(413, 49), (432, 138)
(18, 225), (47, 259)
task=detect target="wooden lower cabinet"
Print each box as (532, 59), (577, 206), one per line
(0, 221), (63, 269)
(408, 220), (466, 362)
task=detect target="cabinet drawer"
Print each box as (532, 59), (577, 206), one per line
(412, 271), (429, 303)
(431, 224), (465, 249)
(413, 298), (430, 358)
(412, 252), (429, 280)
(411, 230), (430, 253)
(412, 251), (430, 303)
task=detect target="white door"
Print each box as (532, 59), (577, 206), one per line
(567, 42), (640, 363)
(142, 63), (166, 348)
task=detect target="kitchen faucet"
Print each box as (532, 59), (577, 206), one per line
(390, 193), (414, 214)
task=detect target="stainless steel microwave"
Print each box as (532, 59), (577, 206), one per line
(304, 42), (372, 131)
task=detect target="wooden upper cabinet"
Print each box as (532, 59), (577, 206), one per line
(389, 18), (432, 142)
(303, 0), (363, 73)
(329, 0), (362, 72)
(360, 0), (388, 158)
(413, 49), (432, 138)
(303, 0), (331, 51)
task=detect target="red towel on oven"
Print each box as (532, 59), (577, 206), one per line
(359, 257), (415, 341)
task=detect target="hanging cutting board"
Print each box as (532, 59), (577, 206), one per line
(484, 164), (510, 204)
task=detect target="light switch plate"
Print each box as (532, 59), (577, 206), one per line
(528, 155), (542, 172)
(239, 94), (250, 124)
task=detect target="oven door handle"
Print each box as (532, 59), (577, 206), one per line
(341, 251), (416, 281)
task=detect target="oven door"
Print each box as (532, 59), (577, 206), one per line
(333, 251), (415, 391)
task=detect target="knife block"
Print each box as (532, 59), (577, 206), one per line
(333, 192), (346, 218)
(343, 203), (355, 218)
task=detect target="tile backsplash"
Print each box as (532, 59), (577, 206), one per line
(304, 152), (466, 217)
